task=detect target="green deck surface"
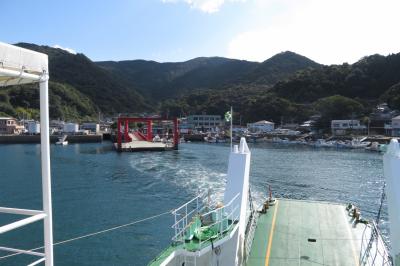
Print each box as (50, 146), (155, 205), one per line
(247, 199), (365, 266)
(148, 224), (235, 266)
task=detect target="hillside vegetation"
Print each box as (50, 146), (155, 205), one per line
(1, 42), (399, 125)
(97, 51), (320, 101)
(0, 81), (98, 121)
(161, 53), (400, 127)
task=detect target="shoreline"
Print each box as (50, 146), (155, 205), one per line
(0, 134), (103, 144)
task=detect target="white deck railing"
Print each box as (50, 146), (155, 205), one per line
(359, 221), (393, 266)
(171, 192), (241, 251)
(0, 207), (47, 265)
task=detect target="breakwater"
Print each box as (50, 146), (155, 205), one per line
(0, 134), (103, 144)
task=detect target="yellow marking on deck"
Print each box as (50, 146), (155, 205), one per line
(264, 200), (279, 266)
(341, 207), (360, 266)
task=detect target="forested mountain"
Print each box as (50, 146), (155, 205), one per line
(1, 42), (399, 126)
(0, 43), (320, 120)
(162, 53), (400, 127)
(97, 51), (320, 100)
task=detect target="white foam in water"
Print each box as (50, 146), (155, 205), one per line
(128, 153), (227, 200)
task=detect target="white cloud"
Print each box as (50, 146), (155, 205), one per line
(161, 0), (245, 13)
(53, 44), (77, 55)
(228, 0), (400, 65)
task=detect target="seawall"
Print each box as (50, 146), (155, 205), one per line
(0, 135), (103, 144)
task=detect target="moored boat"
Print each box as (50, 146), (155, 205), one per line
(55, 135), (68, 145)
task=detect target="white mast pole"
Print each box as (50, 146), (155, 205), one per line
(39, 74), (54, 266)
(231, 106), (233, 152)
(383, 139), (400, 265)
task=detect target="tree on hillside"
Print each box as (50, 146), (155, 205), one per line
(313, 95), (364, 130)
(381, 82), (400, 110)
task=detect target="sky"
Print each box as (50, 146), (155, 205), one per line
(2, 0), (399, 65)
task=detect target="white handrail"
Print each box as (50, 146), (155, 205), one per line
(0, 207), (44, 216)
(0, 213), (46, 234)
(171, 192), (241, 249)
(0, 247), (45, 257)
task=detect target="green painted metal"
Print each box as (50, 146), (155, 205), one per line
(148, 224), (236, 266)
(247, 199), (367, 266)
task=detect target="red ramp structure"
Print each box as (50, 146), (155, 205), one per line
(115, 117), (179, 152)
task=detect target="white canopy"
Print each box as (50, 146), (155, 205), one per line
(0, 42), (48, 87)
(0, 42), (54, 265)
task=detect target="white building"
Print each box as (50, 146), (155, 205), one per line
(81, 123), (100, 134)
(27, 121), (40, 134)
(247, 120), (275, 133)
(391, 115), (400, 136)
(187, 115), (221, 131)
(331, 120), (366, 135)
(63, 123), (79, 133)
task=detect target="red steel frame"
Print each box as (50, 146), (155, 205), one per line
(116, 117), (179, 151)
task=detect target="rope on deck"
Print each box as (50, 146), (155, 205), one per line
(0, 209), (173, 261)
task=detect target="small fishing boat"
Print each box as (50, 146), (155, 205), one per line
(56, 135), (68, 145)
(365, 141), (381, 152)
(153, 134), (162, 142)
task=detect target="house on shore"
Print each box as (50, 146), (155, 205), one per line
(247, 120), (275, 133)
(331, 119), (366, 136)
(0, 117), (24, 135)
(81, 123), (100, 134)
(390, 115), (400, 137)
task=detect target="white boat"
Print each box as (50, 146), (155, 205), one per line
(204, 135), (217, 143)
(365, 141), (381, 152)
(56, 135), (68, 145)
(351, 139), (370, 149)
(153, 134), (162, 142)
(314, 139), (336, 148)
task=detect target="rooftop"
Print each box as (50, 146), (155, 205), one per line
(251, 120), (274, 125)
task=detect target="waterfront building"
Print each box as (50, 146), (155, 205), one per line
(0, 117), (24, 135)
(369, 103), (399, 134)
(81, 123), (100, 134)
(178, 118), (194, 134)
(331, 119), (366, 135)
(187, 115), (221, 131)
(390, 115), (400, 136)
(27, 121), (41, 134)
(247, 120), (274, 133)
(63, 123), (79, 133)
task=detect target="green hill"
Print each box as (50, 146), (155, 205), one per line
(161, 53), (400, 127)
(3, 42), (397, 126)
(0, 81), (98, 121)
(97, 52), (320, 101)
(14, 43), (150, 115)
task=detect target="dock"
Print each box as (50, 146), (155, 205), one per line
(247, 199), (389, 266)
(114, 141), (172, 152)
(114, 133), (174, 152)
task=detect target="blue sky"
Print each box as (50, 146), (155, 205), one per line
(2, 0), (400, 64)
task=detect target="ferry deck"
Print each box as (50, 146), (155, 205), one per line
(247, 199), (390, 266)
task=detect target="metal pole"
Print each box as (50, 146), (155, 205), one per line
(39, 76), (54, 266)
(231, 106), (233, 152)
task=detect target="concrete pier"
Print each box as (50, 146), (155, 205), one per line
(0, 134), (103, 144)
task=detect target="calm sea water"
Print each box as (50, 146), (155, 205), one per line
(0, 142), (388, 265)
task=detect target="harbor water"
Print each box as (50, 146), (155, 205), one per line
(0, 142), (388, 265)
